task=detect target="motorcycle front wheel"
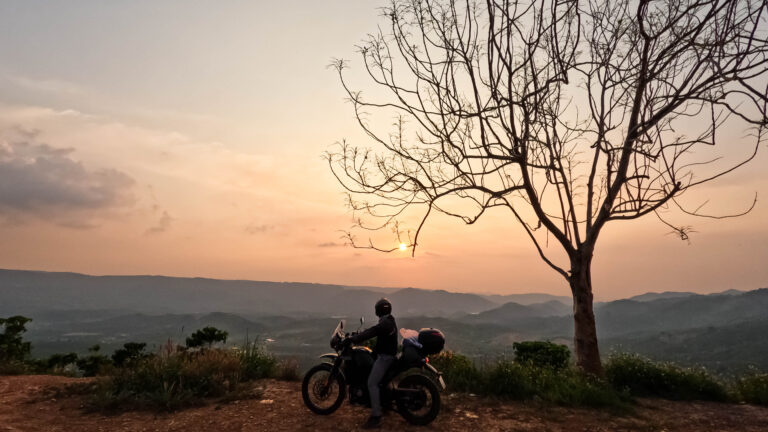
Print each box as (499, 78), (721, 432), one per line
(395, 373), (441, 425)
(301, 363), (346, 415)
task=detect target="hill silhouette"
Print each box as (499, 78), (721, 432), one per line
(2, 268), (767, 371)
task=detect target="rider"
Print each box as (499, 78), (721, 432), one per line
(348, 298), (397, 429)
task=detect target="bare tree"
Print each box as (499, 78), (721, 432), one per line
(328, 0), (768, 374)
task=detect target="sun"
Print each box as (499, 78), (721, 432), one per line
(399, 243), (407, 251)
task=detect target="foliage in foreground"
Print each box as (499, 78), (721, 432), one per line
(89, 341), (298, 411)
(92, 346), (244, 411)
(735, 372), (768, 406)
(484, 359), (628, 407)
(430, 348), (768, 407)
(604, 353), (729, 402)
(512, 341), (571, 370)
(431, 342), (623, 408)
(3, 314), (766, 409)
(430, 350), (628, 408)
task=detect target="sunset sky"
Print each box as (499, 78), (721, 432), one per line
(1, 1), (766, 301)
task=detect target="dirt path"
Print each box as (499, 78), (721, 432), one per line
(2, 375), (768, 431)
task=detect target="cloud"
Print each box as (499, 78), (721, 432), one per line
(318, 241), (344, 248)
(0, 131), (134, 224)
(1, 73), (84, 96)
(145, 211), (173, 235)
(0, 103), (345, 242)
(245, 223), (273, 235)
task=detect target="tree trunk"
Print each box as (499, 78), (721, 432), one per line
(570, 247), (603, 375)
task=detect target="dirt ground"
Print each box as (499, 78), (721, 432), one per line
(2, 375), (768, 432)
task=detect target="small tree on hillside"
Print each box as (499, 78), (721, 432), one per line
(186, 327), (229, 349)
(76, 344), (112, 377)
(112, 342), (150, 367)
(0, 316), (32, 364)
(329, 0), (768, 374)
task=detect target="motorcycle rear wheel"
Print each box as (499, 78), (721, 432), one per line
(301, 363), (346, 415)
(396, 373), (441, 425)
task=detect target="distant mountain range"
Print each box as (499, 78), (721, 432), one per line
(479, 292), (572, 305)
(0, 268), (568, 319)
(626, 289), (743, 302)
(1, 268), (761, 325)
(2, 268), (767, 372)
(465, 300), (572, 323)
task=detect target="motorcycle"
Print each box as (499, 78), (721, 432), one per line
(301, 319), (446, 425)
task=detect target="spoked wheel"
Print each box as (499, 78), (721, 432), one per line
(396, 374), (441, 425)
(301, 363), (346, 415)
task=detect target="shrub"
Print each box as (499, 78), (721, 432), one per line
(90, 344), (294, 411)
(94, 348), (244, 411)
(427, 351), (625, 408)
(76, 345), (112, 377)
(275, 358), (300, 381)
(481, 359), (626, 407)
(513, 341), (571, 370)
(46, 352), (79, 369)
(77, 354), (113, 377)
(85, 336), (294, 411)
(112, 342), (151, 367)
(45, 352), (80, 376)
(0, 360), (28, 375)
(482, 359), (535, 399)
(186, 326), (228, 349)
(239, 342), (277, 380)
(429, 351), (482, 393)
(605, 353), (729, 401)
(736, 372), (768, 406)
(0, 316), (32, 372)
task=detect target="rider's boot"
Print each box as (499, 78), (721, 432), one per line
(362, 415), (382, 429)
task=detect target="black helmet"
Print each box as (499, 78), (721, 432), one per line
(375, 298), (392, 317)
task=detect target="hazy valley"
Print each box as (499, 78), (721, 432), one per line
(2, 268), (766, 373)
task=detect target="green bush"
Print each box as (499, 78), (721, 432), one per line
(605, 353), (729, 401)
(112, 342), (151, 367)
(429, 351), (482, 393)
(77, 345), (112, 377)
(513, 341), (571, 370)
(46, 352), (79, 369)
(482, 360), (627, 407)
(186, 326), (228, 349)
(94, 348), (244, 411)
(89, 337), (290, 411)
(0, 316), (32, 374)
(45, 352), (80, 376)
(736, 372), (768, 406)
(238, 342), (277, 380)
(77, 354), (113, 377)
(482, 359), (534, 398)
(428, 351), (625, 408)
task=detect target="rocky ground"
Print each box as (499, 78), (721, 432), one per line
(2, 375), (768, 431)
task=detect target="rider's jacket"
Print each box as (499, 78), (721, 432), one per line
(350, 314), (398, 356)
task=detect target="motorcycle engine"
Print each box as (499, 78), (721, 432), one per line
(349, 385), (367, 405)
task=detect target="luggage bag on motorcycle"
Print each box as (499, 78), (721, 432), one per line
(417, 328), (445, 355)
